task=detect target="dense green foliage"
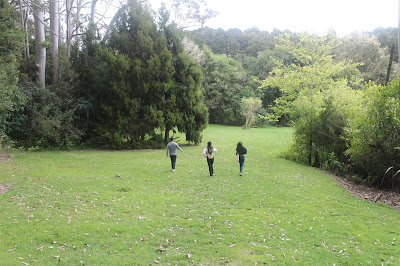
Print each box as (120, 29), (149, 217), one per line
(74, 0), (208, 148)
(261, 34), (362, 166)
(1, 125), (400, 265)
(163, 18), (208, 144)
(259, 33), (399, 189)
(0, 0), (24, 143)
(372, 27), (399, 61)
(346, 81), (400, 188)
(334, 33), (395, 85)
(77, 1), (167, 148)
(187, 27), (280, 58)
(7, 82), (84, 149)
(201, 47), (246, 125)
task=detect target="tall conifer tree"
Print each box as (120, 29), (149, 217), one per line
(77, 0), (207, 147)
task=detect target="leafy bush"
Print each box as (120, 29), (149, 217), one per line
(261, 34), (362, 169)
(7, 82), (83, 150)
(346, 80), (400, 189)
(323, 152), (348, 177)
(280, 141), (308, 165)
(241, 97), (262, 128)
(0, 0), (24, 140)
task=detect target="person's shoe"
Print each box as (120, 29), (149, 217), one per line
(172, 169), (175, 172)
(240, 172), (243, 176)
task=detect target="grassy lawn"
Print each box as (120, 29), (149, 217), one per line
(1, 124), (399, 265)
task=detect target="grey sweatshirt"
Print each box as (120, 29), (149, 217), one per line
(166, 142), (182, 156)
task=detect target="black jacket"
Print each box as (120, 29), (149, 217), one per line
(236, 146), (247, 156)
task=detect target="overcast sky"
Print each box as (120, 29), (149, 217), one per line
(148, 0), (398, 36)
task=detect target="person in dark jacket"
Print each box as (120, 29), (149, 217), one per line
(236, 141), (247, 176)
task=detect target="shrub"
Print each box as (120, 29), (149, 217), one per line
(346, 80), (400, 189)
(7, 83), (83, 149)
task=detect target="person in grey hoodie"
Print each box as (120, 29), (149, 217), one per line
(166, 137), (183, 172)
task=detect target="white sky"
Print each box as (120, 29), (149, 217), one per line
(148, 0), (398, 36)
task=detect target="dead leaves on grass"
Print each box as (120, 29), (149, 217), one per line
(0, 184), (12, 194)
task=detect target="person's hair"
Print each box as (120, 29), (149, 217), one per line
(207, 141), (213, 153)
(237, 141), (242, 147)
(170, 137), (175, 141)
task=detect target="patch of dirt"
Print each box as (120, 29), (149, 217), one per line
(0, 154), (13, 194)
(0, 154), (12, 162)
(322, 170), (400, 211)
(0, 184), (12, 194)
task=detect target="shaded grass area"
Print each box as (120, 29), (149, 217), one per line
(1, 125), (399, 265)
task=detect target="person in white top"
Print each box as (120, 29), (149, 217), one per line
(203, 141), (217, 176)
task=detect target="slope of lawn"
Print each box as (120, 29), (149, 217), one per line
(1, 124), (399, 265)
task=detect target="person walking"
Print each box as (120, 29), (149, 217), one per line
(203, 141), (217, 176)
(166, 137), (182, 172)
(236, 141), (247, 176)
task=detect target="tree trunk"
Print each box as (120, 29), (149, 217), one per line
(308, 137), (312, 166)
(19, 0), (30, 59)
(312, 151), (320, 168)
(34, 0), (46, 88)
(90, 0), (98, 25)
(66, 0), (73, 57)
(19, 0), (25, 57)
(385, 45), (395, 86)
(50, 0), (60, 84)
(25, 2), (30, 58)
(398, 0), (400, 91)
(76, 0), (84, 33)
(165, 127), (170, 144)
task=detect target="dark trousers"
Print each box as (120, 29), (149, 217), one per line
(207, 158), (214, 176)
(170, 155), (177, 169)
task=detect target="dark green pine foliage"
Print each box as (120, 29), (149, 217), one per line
(172, 48), (207, 144)
(81, 0), (172, 148)
(77, 0), (207, 148)
(162, 13), (208, 144)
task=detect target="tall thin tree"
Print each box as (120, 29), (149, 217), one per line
(65, 0), (73, 57)
(19, 0), (30, 59)
(90, 0), (98, 25)
(50, 0), (60, 84)
(398, 0), (400, 92)
(34, 0), (46, 88)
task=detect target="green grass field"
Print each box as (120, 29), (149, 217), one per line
(1, 125), (399, 265)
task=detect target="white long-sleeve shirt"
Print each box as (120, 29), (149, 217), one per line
(203, 147), (217, 158)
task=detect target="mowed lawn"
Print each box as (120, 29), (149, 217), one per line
(1, 125), (399, 265)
